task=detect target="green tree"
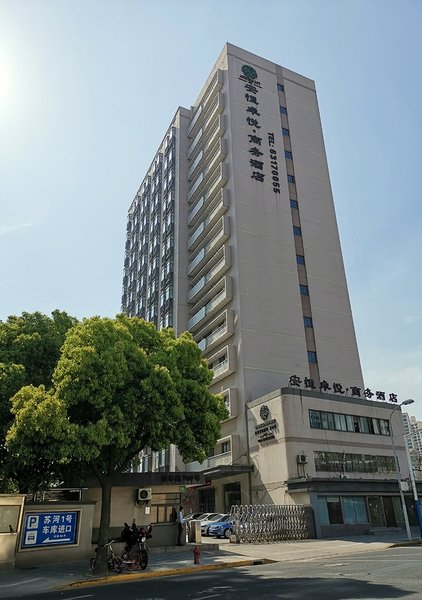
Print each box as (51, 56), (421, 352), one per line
(6, 315), (227, 573)
(0, 310), (77, 492)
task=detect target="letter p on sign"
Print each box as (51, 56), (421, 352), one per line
(28, 515), (39, 529)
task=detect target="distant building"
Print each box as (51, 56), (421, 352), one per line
(121, 44), (420, 535)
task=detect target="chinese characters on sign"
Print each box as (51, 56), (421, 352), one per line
(22, 511), (78, 548)
(240, 65), (265, 184)
(288, 374), (398, 403)
(240, 65), (281, 195)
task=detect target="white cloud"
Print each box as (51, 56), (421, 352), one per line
(0, 223), (31, 236)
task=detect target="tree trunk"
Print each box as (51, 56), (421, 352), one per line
(94, 477), (113, 575)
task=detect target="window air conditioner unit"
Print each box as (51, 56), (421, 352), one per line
(137, 488), (152, 502)
(297, 454), (308, 465)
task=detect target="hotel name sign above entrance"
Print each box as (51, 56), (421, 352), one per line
(288, 374), (400, 404)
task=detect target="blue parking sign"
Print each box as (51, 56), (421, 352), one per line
(22, 511), (79, 548)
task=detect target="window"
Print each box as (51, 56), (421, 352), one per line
(287, 174), (296, 183)
(284, 150), (293, 159)
(314, 451), (395, 474)
(296, 254), (305, 265)
(221, 440), (230, 454)
(318, 496), (368, 526)
(282, 127), (290, 136)
(277, 83), (285, 92)
(293, 225), (302, 236)
(303, 316), (313, 327)
(309, 410), (322, 428)
(300, 284), (309, 295)
(290, 198), (298, 209)
(280, 106), (288, 114)
(310, 409), (392, 437)
(308, 351), (317, 363)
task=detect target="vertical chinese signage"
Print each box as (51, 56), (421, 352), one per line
(240, 64), (280, 194)
(21, 511), (79, 548)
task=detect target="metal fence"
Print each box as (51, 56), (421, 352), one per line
(229, 504), (314, 543)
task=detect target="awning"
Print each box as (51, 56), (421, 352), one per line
(201, 465), (254, 480)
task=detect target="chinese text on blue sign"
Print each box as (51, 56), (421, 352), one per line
(22, 511), (79, 548)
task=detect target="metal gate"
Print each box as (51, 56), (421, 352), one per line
(230, 504), (313, 542)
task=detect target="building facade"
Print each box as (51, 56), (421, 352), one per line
(121, 44), (417, 533)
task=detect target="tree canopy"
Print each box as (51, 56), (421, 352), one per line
(5, 314), (227, 572)
(0, 310), (77, 492)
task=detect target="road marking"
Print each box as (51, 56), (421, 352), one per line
(2, 577), (43, 588)
(64, 595), (94, 600)
(197, 596), (221, 600)
(324, 563), (346, 567)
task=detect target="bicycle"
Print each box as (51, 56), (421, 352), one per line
(90, 540), (122, 574)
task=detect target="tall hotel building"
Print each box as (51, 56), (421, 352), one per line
(121, 45), (416, 529)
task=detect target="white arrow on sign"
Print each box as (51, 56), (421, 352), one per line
(42, 537), (72, 543)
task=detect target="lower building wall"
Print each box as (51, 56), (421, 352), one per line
(0, 494), (25, 570)
(321, 524), (370, 537)
(92, 522), (184, 548)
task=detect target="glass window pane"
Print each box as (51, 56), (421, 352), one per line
(359, 417), (370, 433)
(334, 414), (342, 431)
(317, 497), (329, 525)
(345, 415), (354, 432)
(338, 414), (347, 431)
(309, 410), (321, 429)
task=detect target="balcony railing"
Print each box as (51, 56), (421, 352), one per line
(198, 322), (227, 351)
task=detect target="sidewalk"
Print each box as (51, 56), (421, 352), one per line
(0, 529), (420, 599)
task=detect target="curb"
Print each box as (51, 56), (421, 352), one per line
(388, 539), (422, 548)
(60, 558), (274, 590)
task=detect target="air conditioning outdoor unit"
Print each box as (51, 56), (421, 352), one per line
(137, 488), (152, 502)
(297, 454), (308, 465)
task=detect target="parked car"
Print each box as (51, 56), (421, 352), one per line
(183, 512), (204, 522)
(200, 513), (228, 536)
(208, 516), (234, 539)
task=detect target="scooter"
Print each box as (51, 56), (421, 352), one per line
(121, 524), (152, 570)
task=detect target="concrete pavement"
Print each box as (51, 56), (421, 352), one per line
(0, 529), (420, 598)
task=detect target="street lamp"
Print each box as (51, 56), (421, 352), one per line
(389, 399), (413, 540)
(402, 400), (422, 537)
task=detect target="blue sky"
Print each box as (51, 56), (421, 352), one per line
(1, 0), (422, 419)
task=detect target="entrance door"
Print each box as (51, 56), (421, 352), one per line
(224, 482), (241, 513)
(199, 488), (215, 513)
(367, 496), (385, 527)
(382, 496), (397, 527)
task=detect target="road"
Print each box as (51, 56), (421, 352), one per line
(12, 546), (422, 600)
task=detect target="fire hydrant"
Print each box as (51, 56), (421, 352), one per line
(193, 545), (201, 564)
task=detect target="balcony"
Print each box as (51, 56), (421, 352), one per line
(188, 149), (226, 205)
(188, 70), (224, 139)
(188, 246), (231, 304)
(188, 186), (228, 252)
(196, 309), (234, 355)
(187, 277), (233, 332)
(221, 388), (238, 420)
(188, 114), (225, 161)
(208, 344), (236, 384)
(188, 186), (228, 232)
(208, 434), (241, 469)
(188, 216), (229, 278)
